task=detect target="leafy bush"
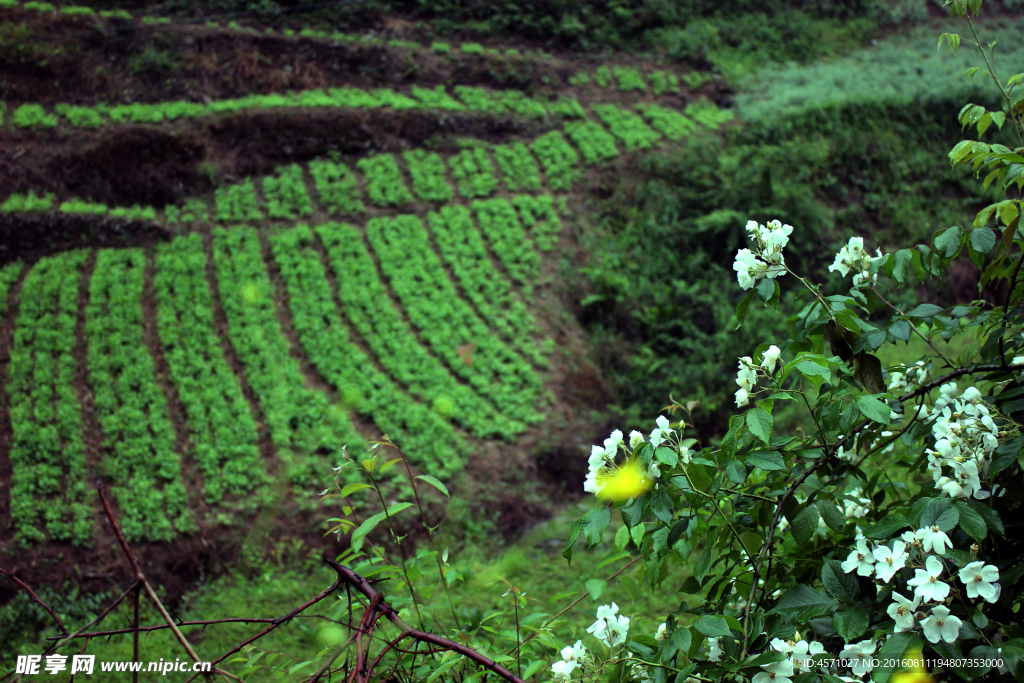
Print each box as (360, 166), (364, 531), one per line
(613, 66), (647, 92)
(594, 65), (612, 88)
(308, 158), (365, 215)
(262, 164), (313, 220)
(549, 97), (586, 119)
(636, 103), (697, 140)
(431, 41), (450, 54)
(529, 130), (581, 191)
(59, 6), (96, 16)
(59, 199), (108, 215)
(448, 147), (499, 199)
(685, 97), (736, 129)
(11, 103), (57, 128)
(410, 85), (465, 111)
(22, 1), (55, 12)
(592, 104), (663, 152)
(460, 42), (484, 54)
(108, 204), (157, 221)
(404, 149), (455, 202)
(648, 70), (680, 96)
(492, 142), (542, 193)
(472, 197), (541, 294)
(569, 71), (591, 86)
(55, 104), (103, 128)
(564, 119), (620, 163)
(358, 154), (415, 207)
(513, 193), (564, 252)
(215, 178), (263, 222)
(1, 191), (54, 213)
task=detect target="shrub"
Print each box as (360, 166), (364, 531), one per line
(432, 41), (450, 54)
(11, 104), (58, 128)
(460, 42), (484, 54)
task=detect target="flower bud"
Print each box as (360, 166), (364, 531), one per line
(970, 543), (979, 559)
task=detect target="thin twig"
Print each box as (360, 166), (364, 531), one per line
(0, 567), (68, 635)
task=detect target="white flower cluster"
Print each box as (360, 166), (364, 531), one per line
(839, 530), (1000, 651)
(551, 641), (587, 681)
(586, 603), (630, 648)
(583, 417), (687, 495)
(733, 220), (793, 290)
(766, 634), (827, 679)
(887, 361), (928, 394)
(925, 385), (999, 501)
(735, 345), (781, 407)
(827, 237), (886, 288)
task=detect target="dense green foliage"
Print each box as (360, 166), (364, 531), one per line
(86, 249), (191, 542)
(153, 234), (267, 505)
(8, 253), (93, 545)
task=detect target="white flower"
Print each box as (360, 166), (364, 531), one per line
(629, 431), (644, 449)
(734, 248), (765, 290)
(839, 640), (877, 678)
(551, 660), (576, 680)
(841, 539), (875, 577)
(959, 561), (1000, 603)
(1012, 355), (1024, 366)
(919, 525), (952, 555)
(650, 416), (673, 448)
(908, 555), (950, 603)
(944, 460), (987, 500)
(888, 371), (907, 392)
(901, 530), (923, 551)
(872, 541), (909, 583)
(752, 660), (795, 683)
(736, 388), (750, 408)
(602, 614), (630, 647)
(770, 638), (795, 654)
(921, 605), (962, 644)
(887, 593), (920, 633)
(761, 345), (782, 373)
(708, 637), (722, 662)
(596, 603), (619, 620)
(605, 430), (624, 453)
(678, 446), (692, 464)
(736, 356), (758, 391)
(791, 641), (826, 673)
(655, 623), (667, 641)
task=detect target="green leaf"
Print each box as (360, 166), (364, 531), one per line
(655, 447), (678, 467)
(991, 435), (1023, 474)
(583, 506), (612, 548)
(694, 615), (732, 638)
(747, 450), (786, 471)
(863, 513), (910, 539)
(586, 579), (607, 601)
(338, 482), (374, 498)
(953, 501), (987, 543)
(857, 395), (892, 425)
(790, 504), (820, 547)
(746, 407), (773, 443)
(970, 226), (997, 255)
(967, 500), (1004, 536)
(891, 249), (912, 284)
(872, 633), (923, 683)
(833, 608), (870, 641)
(615, 524), (630, 551)
(735, 289), (755, 328)
(771, 585), (838, 620)
(887, 319), (911, 342)
(818, 501), (846, 531)
(666, 628), (692, 661)
(906, 303), (943, 319)
(415, 475), (450, 497)
(934, 225), (964, 257)
(630, 523), (645, 548)
(796, 360), (832, 382)
(693, 547), (714, 585)
(920, 498), (959, 532)
(563, 518), (583, 564)
(725, 460), (747, 484)
(350, 502), (413, 554)
(822, 559), (859, 603)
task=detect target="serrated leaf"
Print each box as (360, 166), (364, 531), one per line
(415, 475), (450, 497)
(735, 289), (755, 328)
(833, 608), (870, 640)
(822, 559), (859, 603)
(934, 225), (963, 257)
(772, 585), (838, 620)
(655, 447), (678, 467)
(586, 579), (607, 601)
(953, 501), (986, 543)
(906, 303), (943, 319)
(725, 460), (746, 484)
(887, 319), (911, 341)
(746, 407), (773, 443)
(615, 524), (630, 551)
(583, 506), (612, 548)
(920, 498), (959, 531)
(791, 504), (820, 547)
(693, 547), (714, 585)
(694, 615), (731, 638)
(857, 395), (892, 425)
(970, 226), (997, 255)
(863, 513), (910, 539)
(818, 501), (845, 531)
(747, 450), (786, 471)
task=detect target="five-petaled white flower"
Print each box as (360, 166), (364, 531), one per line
(736, 388), (750, 408)
(791, 641), (826, 673)
(959, 561), (1001, 603)
(551, 659), (576, 680)
(839, 640), (877, 678)
(908, 555), (950, 603)
(841, 539), (875, 577)
(628, 431), (644, 450)
(919, 525), (953, 555)
(921, 605), (962, 644)
(752, 660), (795, 683)
(734, 249), (767, 290)
(887, 592), (920, 633)
(707, 638), (722, 662)
(872, 541), (909, 583)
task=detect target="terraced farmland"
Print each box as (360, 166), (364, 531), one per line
(0, 3), (733, 552)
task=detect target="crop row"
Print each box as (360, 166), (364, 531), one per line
(0, 261), (22, 314)
(403, 149), (454, 202)
(7, 252), (93, 545)
(316, 223), (520, 439)
(449, 148), (499, 199)
(358, 154), (415, 207)
(262, 164), (313, 220)
(153, 233), (268, 505)
(591, 104), (663, 152)
(512, 194), (564, 252)
(563, 120), (621, 164)
(528, 132), (580, 191)
(472, 198), (541, 294)
(452, 86), (548, 119)
(215, 179), (263, 223)
(270, 227), (466, 477)
(85, 249), (191, 542)
(308, 159), (366, 216)
(211, 226), (364, 486)
(426, 205), (547, 366)
(636, 103), (698, 140)
(492, 143), (542, 193)
(365, 215), (543, 425)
